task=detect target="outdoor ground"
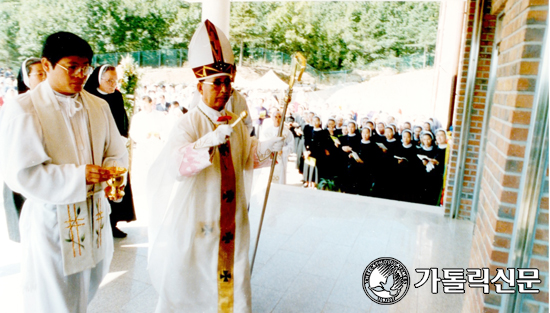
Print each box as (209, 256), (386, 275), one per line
(0, 156), (473, 313)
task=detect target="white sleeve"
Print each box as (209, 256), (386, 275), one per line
(0, 109), (87, 205)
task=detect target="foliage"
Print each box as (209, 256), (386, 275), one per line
(317, 178), (340, 192)
(117, 54), (140, 117)
(0, 1), (19, 67)
(0, 1), (439, 71)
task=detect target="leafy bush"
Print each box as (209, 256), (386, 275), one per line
(117, 54), (141, 117)
(317, 178), (340, 192)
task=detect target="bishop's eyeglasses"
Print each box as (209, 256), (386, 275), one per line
(202, 78), (232, 89)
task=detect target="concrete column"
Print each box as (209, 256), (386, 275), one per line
(201, 0), (231, 38)
(430, 0), (466, 128)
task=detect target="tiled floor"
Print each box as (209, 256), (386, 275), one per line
(0, 162), (474, 313)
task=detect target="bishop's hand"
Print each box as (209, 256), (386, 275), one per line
(214, 125), (233, 141)
(193, 125), (234, 149)
(258, 137), (284, 160)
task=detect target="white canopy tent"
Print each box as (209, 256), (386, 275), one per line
(325, 69), (435, 117)
(247, 70), (288, 90)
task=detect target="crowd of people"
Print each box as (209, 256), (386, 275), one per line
(130, 76), (451, 207)
(0, 67), (20, 106)
(287, 111), (450, 206)
(1, 56), (450, 213)
(0, 21), (452, 313)
(133, 82), (282, 136)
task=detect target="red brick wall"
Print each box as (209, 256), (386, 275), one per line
(522, 164), (549, 312)
(444, 0), (497, 220)
(459, 0), (549, 310)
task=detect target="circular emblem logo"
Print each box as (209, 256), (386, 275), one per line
(362, 257), (410, 305)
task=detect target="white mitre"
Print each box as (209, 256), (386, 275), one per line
(189, 19), (235, 81)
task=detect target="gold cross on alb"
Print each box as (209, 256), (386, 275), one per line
(95, 201), (104, 248)
(65, 204), (85, 257)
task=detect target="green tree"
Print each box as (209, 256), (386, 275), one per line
(0, 1), (21, 67)
(0, 1), (440, 72)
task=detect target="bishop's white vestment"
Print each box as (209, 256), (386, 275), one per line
(147, 101), (269, 313)
(0, 81), (128, 313)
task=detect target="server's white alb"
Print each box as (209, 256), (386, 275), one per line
(0, 81), (128, 312)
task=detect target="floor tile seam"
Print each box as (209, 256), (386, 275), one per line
(326, 261), (369, 308)
(308, 247), (352, 272)
(268, 273), (302, 312)
(124, 271), (153, 286)
(307, 272), (342, 312)
(250, 282), (286, 308)
(323, 224), (362, 247)
(270, 229), (297, 255)
(124, 284), (155, 304)
(278, 230), (328, 254)
(252, 250), (309, 273)
(104, 275), (151, 298)
(253, 250), (313, 280)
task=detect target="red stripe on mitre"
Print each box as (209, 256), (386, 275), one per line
(204, 20), (224, 64)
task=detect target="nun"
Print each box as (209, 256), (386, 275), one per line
(294, 111), (308, 175)
(417, 131), (444, 205)
(288, 115), (301, 154)
(412, 125), (423, 148)
(388, 123), (401, 142)
(339, 121), (361, 193)
(334, 116), (344, 136)
(356, 127), (380, 196)
(360, 116), (370, 131)
(84, 65), (136, 238)
(365, 120), (375, 133)
(16, 57), (46, 93)
(394, 129), (420, 202)
(382, 124), (401, 155)
(339, 122), (349, 137)
(372, 121), (386, 143)
(301, 111), (315, 186)
(303, 115), (325, 188)
(373, 124), (400, 200)
(401, 121), (412, 132)
(324, 117), (343, 181)
(341, 120), (361, 152)
(422, 121), (433, 133)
